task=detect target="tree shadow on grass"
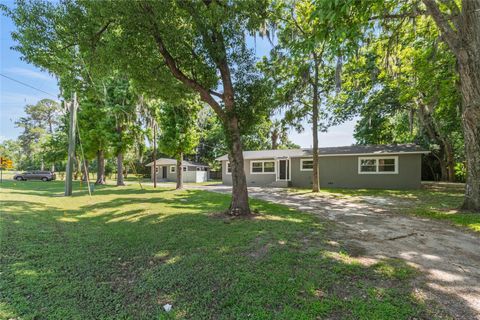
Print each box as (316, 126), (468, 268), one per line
(1, 189), (477, 319)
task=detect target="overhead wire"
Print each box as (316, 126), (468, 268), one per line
(0, 73), (58, 97)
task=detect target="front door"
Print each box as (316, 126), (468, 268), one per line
(278, 159), (290, 181)
(162, 166), (167, 179)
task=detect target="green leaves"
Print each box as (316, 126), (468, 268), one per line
(157, 100), (200, 159)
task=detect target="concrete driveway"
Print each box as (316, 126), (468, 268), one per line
(189, 184), (480, 319)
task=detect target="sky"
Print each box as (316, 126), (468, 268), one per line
(0, 4), (357, 148)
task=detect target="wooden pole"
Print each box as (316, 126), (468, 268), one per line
(65, 93), (77, 196)
(153, 122), (157, 188)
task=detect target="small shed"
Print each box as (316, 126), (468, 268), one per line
(146, 158), (209, 183)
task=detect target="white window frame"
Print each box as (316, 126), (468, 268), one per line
(170, 166), (176, 173)
(300, 159), (314, 171)
(225, 161), (231, 175)
(250, 160), (276, 174)
(358, 156), (398, 174)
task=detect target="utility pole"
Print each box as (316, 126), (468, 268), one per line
(65, 93), (77, 196)
(153, 122), (157, 188)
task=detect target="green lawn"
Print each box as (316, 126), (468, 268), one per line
(1, 181), (444, 319)
(290, 184), (480, 233)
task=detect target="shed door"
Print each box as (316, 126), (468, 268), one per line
(162, 166), (167, 179)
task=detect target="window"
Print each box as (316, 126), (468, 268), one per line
(226, 162), (231, 174)
(251, 162), (263, 173)
(183, 166), (187, 172)
(300, 159), (314, 171)
(250, 160), (276, 174)
(358, 156), (398, 174)
(378, 158), (396, 172)
(170, 166), (176, 173)
(155, 167), (159, 173)
(264, 161), (275, 172)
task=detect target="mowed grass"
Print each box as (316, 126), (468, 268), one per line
(1, 181), (440, 319)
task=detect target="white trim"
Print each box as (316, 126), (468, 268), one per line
(250, 160), (276, 175)
(225, 161), (231, 175)
(300, 159), (314, 171)
(358, 156), (399, 174)
(170, 165), (176, 173)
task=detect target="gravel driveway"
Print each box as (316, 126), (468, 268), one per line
(191, 184), (480, 319)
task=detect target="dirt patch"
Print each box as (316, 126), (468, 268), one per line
(198, 185), (480, 319)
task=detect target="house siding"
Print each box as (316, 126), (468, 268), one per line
(151, 165), (208, 183)
(222, 154), (422, 189)
(318, 154), (421, 189)
(221, 159), (277, 187)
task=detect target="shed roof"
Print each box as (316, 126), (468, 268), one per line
(145, 158), (209, 167)
(215, 144), (429, 161)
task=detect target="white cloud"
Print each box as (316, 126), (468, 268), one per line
(5, 67), (55, 81)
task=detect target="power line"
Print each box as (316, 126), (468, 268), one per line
(0, 73), (57, 98)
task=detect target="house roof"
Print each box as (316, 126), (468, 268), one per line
(215, 144), (429, 161)
(145, 158), (209, 167)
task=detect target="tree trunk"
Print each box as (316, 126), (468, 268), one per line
(81, 159), (89, 181)
(153, 123), (157, 188)
(226, 116), (250, 216)
(74, 156), (80, 180)
(458, 57), (480, 210)
(176, 152), (183, 190)
(117, 152), (125, 186)
(271, 128), (279, 150)
(443, 140), (456, 182)
(423, 0), (480, 211)
(96, 149), (106, 184)
(416, 101), (455, 182)
(51, 163), (55, 172)
(311, 54), (320, 192)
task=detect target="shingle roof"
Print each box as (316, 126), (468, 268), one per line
(145, 158), (209, 167)
(215, 144), (429, 161)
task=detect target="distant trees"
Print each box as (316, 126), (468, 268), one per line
(13, 99), (64, 170)
(311, 0), (479, 210)
(263, 0), (337, 192)
(158, 101), (200, 190)
(330, 17), (463, 183)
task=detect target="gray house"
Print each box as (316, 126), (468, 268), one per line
(216, 144), (429, 189)
(146, 158), (209, 183)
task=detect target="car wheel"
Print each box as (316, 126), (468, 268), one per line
(16, 176), (24, 181)
(41, 177), (48, 182)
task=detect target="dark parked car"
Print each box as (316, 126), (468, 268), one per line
(13, 171), (56, 181)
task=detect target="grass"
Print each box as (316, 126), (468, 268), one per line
(290, 184), (480, 233)
(0, 181), (443, 319)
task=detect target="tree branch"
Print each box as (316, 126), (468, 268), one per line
(422, 0), (460, 52)
(209, 90), (224, 99)
(139, 2), (225, 119)
(369, 11), (426, 21)
(184, 1), (235, 111)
